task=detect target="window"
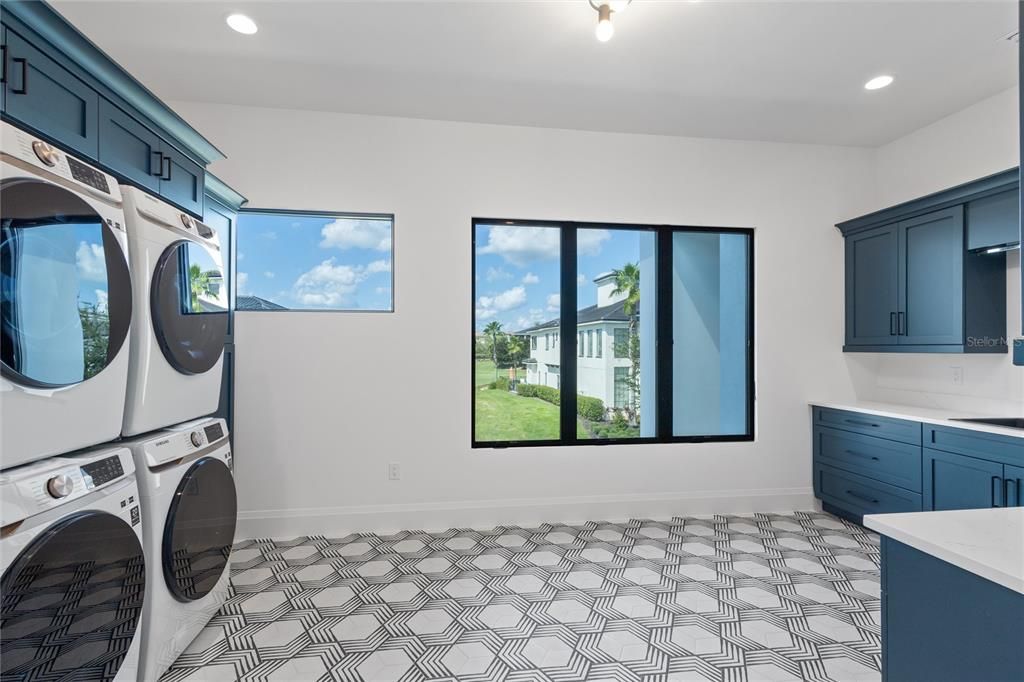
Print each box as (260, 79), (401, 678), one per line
(235, 210), (393, 311)
(473, 218), (754, 447)
(613, 328), (628, 359)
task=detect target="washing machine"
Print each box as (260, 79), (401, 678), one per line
(120, 186), (227, 437)
(0, 446), (144, 681)
(0, 121), (132, 468)
(126, 416), (236, 682)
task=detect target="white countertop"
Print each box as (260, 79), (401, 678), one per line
(864, 507), (1024, 594)
(811, 400), (1024, 439)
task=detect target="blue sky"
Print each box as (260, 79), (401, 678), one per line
(474, 224), (649, 332)
(235, 213), (393, 310)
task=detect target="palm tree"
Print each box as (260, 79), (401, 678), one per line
(189, 263), (215, 311)
(611, 263), (641, 423)
(506, 335), (525, 384)
(483, 320), (503, 382)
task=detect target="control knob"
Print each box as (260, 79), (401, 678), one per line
(46, 474), (74, 499)
(32, 141), (60, 167)
(190, 431), (203, 448)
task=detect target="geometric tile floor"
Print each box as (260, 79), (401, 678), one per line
(162, 512), (881, 682)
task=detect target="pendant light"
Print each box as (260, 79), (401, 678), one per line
(590, 0), (632, 42)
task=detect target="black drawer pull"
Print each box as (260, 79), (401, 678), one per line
(11, 56), (27, 94)
(844, 450), (880, 461)
(889, 312), (897, 336)
(992, 476), (1004, 508)
(151, 151), (165, 177)
(1, 45), (7, 85)
(897, 311), (906, 336)
(162, 155), (172, 181)
(845, 489), (879, 505)
(844, 418), (880, 428)
(1004, 478), (1018, 508)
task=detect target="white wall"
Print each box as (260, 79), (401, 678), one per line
(172, 101), (876, 538)
(851, 87), (1024, 414)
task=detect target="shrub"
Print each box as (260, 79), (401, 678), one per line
(577, 396), (605, 422)
(516, 383), (538, 398)
(611, 411), (629, 428)
(494, 376), (509, 391)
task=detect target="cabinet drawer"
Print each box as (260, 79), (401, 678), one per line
(816, 464), (922, 518)
(813, 407), (921, 445)
(814, 427), (921, 492)
(926, 426), (1024, 466)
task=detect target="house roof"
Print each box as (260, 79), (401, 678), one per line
(516, 299), (630, 334)
(236, 295), (288, 311)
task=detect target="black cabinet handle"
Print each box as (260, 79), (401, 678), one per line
(1, 45), (7, 85)
(991, 476), (1004, 507)
(162, 155), (172, 181)
(844, 450), (880, 462)
(1005, 478), (1018, 508)
(844, 418), (880, 428)
(897, 311), (905, 336)
(889, 312), (897, 336)
(11, 57), (27, 94)
(151, 151), (165, 177)
(845, 489), (879, 505)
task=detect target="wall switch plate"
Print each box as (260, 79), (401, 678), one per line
(950, 366), (964, 386)
(388, 462), (401, 480)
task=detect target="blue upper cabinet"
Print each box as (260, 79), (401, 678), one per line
(98, 99), (161, 192)
(838, 172), (1014, 354)
(158, 144), (204, 217)
(845, 224), (899, 346)
(967, 190), (1019, 252)
(3, 29), (97, 159)
(898, 207), (965, 346)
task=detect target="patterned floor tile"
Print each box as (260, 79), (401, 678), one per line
(163, 511), (882, 682)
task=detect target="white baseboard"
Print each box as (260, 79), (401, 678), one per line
(235, 487), (816, 541)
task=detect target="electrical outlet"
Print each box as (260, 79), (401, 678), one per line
(951, 366), (964, 386)
(388, 462), (401, 481)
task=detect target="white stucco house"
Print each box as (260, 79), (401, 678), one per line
(517, 273), (636, 411)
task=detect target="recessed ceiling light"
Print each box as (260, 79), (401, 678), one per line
(226, 13), (258, 35)
(864, 75), (894, 91)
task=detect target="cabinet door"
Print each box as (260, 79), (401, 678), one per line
(923, 448), (1002, 511)
(159, 143), (204, 217)
(3, 31), (98, 159)
(1004, 464), (1024, 507)
(98, 100), (161, 192)
(845, 223), (899, 346)
(898, 207), (964, 345)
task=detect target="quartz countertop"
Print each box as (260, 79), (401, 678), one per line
(810, 400), (1024, 439)
(864, 507), (1024, 594)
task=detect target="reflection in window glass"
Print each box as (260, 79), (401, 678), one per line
(672, 232), (751, 437)
(235, 212), (394, 311)
(473, 223), (561, 443)
(576, 228), (656, 440)
(180, 241), (227, 314)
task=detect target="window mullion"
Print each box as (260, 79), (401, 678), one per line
(656, 227), (673, 440)
(559, 225), (578, 443)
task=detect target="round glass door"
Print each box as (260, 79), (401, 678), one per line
(150, 240), (228, 375)
(1, 511), (145, 681)
(0, 179), (131, 388)
(163, 457), (237, 602)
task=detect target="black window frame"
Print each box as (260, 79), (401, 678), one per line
(471, 217), (755, 449)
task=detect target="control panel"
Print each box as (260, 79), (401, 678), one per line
(204, 422), (225, 443)
(67, 157), (111, 194)
(80, 455), (125, 489)
(142, 418), (230, 468)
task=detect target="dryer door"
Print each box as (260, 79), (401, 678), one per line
(0, 511), (145, 681)
(163, 457), (237, 602)
(150, 238), (228, 375)
(0, 178), (131, 388)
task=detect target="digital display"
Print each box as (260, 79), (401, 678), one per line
(204, 423), (225, 443)
(80, 456), (124, 488)
(67, 157), (110, 194)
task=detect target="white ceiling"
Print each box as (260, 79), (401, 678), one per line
(53, 1), (1018, 147)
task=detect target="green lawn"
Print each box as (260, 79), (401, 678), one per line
(474, 359), (525, 387)
(474, 385), (587, 442)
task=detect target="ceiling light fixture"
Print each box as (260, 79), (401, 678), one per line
(590, 0), (631, 42)
(864, 75), (894, 91)
(226, 13), (258, 35)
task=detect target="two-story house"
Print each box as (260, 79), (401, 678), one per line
(517, 273), (635, 412)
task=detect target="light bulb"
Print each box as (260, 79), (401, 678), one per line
(864, 75), (894, 91)
(226, 14), (258, 35)
(595, 4), (614, 42)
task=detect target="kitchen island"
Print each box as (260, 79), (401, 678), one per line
(864, 507), (1024, 682)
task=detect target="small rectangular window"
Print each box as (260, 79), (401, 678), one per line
(614, 328), (628, 359)
(235, 210), (393, 312)
(614, 366), (630, 409)
(596, 329), (603, 358)
(578, 332), (584, 357)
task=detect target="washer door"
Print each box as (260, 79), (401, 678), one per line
(163, 457), (237, 602)
(0, 178), (131, 388)
(150, 239), (228, 376)
(0, 511), (145, 681)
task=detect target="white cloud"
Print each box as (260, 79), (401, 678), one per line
(478, 226), (558, 267)
(319, 218), (392, 252)
(514, 308), (546, 330)
(94, 289), (109, 312)
(577, 273), (587, 286)
(374, 286), (389, 295)
(290, 258), (389, 307)
(486, 267), (512, 282)
(521, 272), (539, 285)
(76, 241), (107, 281)
(577, 229), (610, 255)
(263, 271), (275, 279)
(236, 272), (249, 295)
(261, 231), (278, 240)
(546, 293), (560, 312)
(477, 285), (527, 320)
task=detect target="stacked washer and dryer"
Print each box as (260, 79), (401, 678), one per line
(1, 121), (237, 682)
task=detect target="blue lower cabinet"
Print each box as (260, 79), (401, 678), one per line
(881, 537), (1024, 682)
(814, 464), (921, 521)
(98, 99), (161, 192)
(159, 143), (203, 217)
(3, 29), (97, 158)
(814, 427), (921, 492)
(924, 448), (1005, 511)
